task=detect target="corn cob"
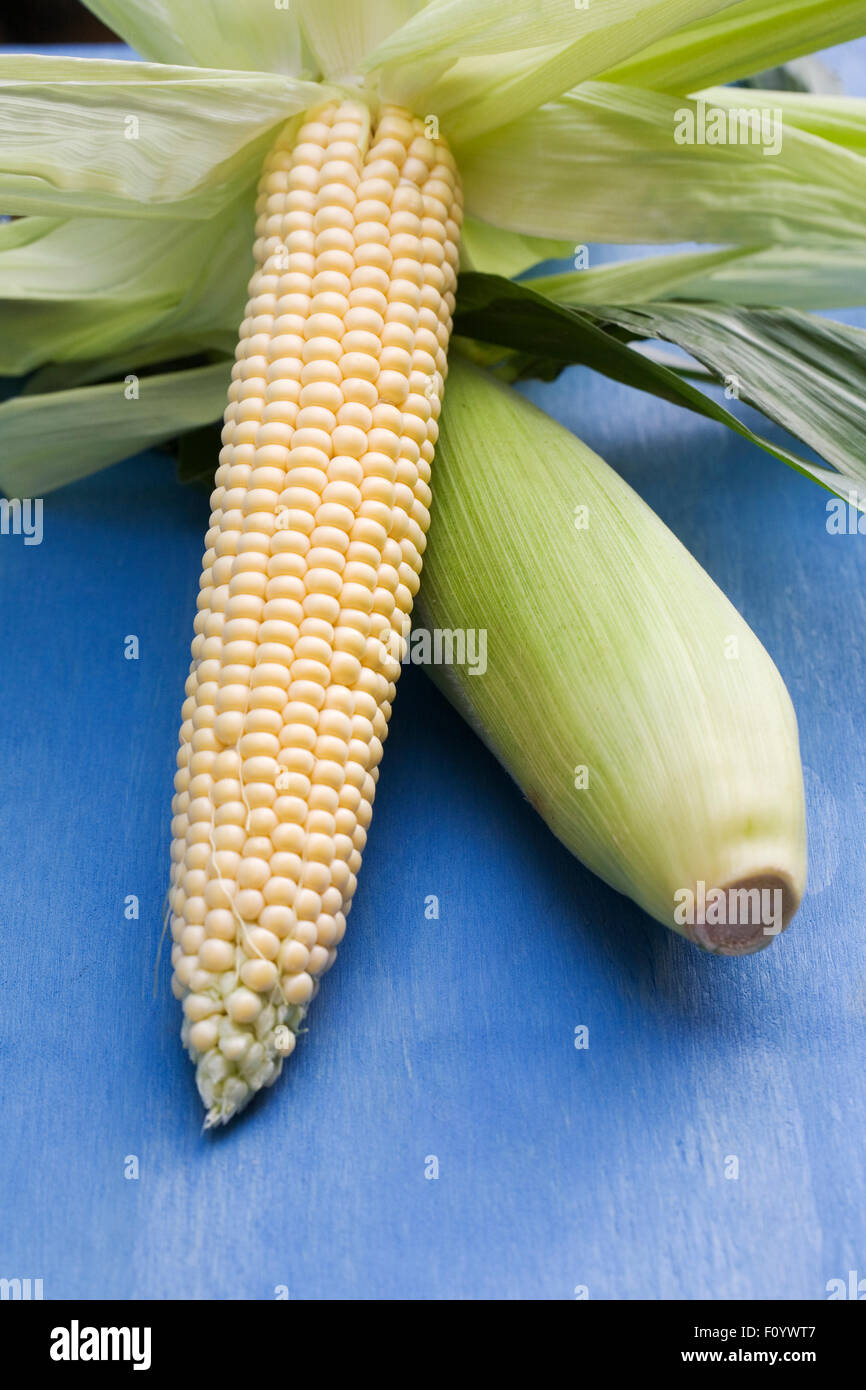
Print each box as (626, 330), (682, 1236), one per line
(168, 99), (463, 1125)
(418, 360), (807, 952)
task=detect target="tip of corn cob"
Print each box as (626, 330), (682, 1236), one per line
(185, 1001), (308, 1128)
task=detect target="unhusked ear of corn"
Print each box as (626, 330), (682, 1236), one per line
(417, 359), (807, 954)
(168, 100), (462, 1125)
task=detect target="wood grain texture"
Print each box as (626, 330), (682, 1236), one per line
(0, 40), (864, 1303)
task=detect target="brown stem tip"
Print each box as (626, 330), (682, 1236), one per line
(686, 873), (801, 957)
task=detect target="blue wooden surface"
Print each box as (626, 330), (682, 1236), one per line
(1, 41), (865, 1303)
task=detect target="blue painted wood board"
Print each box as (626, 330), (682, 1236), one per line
(0, 40), (865, 1302)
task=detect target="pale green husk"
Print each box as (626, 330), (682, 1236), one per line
(417, 360), (807, 951)
(2, 0), (866, 402)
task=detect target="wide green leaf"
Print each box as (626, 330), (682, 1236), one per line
(580, 300), (866, 486)
(452, 272), (866, 499)
(458, 81), (866, 245)
(604, 0), (866, 94)
(0, 361), (231, 496)
(0, 54), (325, 218)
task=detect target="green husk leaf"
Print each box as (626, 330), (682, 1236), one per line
(0, 195), (251, 373)
(697, 84), (866, 153)
(452, 272), (866, 498)
(457, 81), (866, 246)
(365, 0), (738, 141)
(534, 243), (866, 311)
(418, 358), (807, 949)
(531, 247), (757, 306)
(604, 0), (866, 93)
(459, 215), (573, 277)
(0, 54), (325, 218)
(82, 0), (306, 74)
(366, 0), (736, 65)
(18, 350), (215, 396)
(294, 0), (423, 80)
(737, 56), (843, 95)
(0, 360), (230, 497)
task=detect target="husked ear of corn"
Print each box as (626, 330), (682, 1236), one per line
(168, 100), (462, 1125)
(417, 359), (807, 954)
